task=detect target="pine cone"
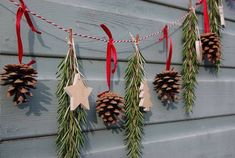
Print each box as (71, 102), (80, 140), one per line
(201, 32), (221, 64)
(0, 64), (37, 105)
(153, 68), (181, 103)
(96, 91), (125, 126)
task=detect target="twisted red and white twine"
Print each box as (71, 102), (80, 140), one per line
(7, 0), (193, 43)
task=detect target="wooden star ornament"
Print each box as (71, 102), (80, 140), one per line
(139, 80), (153, 112)
(64, 73), (92, 111)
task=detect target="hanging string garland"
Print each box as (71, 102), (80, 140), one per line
(153, 25), (181, 106)
(56, 29), (88, 158)
(0, 0), (41, 105)
(197, 0), (222, 67)
(124, 34), (146, 158)
(7, 0), (190, 44)
(96, 24), (125, 126)
(182, 5), (199, 114)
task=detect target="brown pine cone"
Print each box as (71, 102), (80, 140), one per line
(201, 32), (221, 64)
(153, 68), (181, 104)
(96, 91), (125, 126)
(0, 64), (37, 105)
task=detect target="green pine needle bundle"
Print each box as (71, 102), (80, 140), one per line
(56, 48), (87, 158)
(124, 43), (146, 158)
(208, 0), (222, 69)
(182, 8), (199, 114)
(208, 0), (221, 36)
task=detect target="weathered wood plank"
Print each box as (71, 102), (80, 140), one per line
(1, 116), (235, 158)
(44, 0), (235, 21)
(1, 0), (235, 67)
(1, 56), (235, 139)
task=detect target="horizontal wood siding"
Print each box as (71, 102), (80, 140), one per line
(1, 0), (235, 157)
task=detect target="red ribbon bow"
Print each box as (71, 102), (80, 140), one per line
(16, 0), (41, 64)
(100, 24), (118, 91)
(159, 25), (173, 71)
(196, 0), (211, 33)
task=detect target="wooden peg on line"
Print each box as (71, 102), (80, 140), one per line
(129, 32), (140, 52)
(189, 0), (193, 10)
(68, 28), (73, 47)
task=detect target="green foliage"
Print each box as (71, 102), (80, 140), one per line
(56, 49), (87, 158)
(124, 46), (146, 158)
(182, 9), (199, 114)
(208, 0), (222, 70)
(208, 0), (221, 36)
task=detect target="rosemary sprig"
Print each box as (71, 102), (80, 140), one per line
(56, 47), (87, 158)
(124, 42), (146, 158)
(182, 8), (199, 114)
(208, 0), (222, 70)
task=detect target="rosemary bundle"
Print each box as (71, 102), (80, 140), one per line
(56, 37), (87, 158)
(182, 8), (199, 114)
(208, 0), (222, 69)
(124, 35), (145, 158)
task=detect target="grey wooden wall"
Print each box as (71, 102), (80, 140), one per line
(1, 0), (235, 157)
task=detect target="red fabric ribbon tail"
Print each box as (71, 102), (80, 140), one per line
(16, 0), (41, 64)
(159, 25), (168, 50)
(111, 45), (117, 73)
(100, 24), (118, 91)
(106, 43), (112, 91)
(197, 0), (210, 33)
(26, 59), (36, 66)
(166, 38), (173, 71)
(16, 7), (24, 64)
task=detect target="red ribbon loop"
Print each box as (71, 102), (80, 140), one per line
(16, 0), (41, 64)
(196, 0), (210, 33)
(100, 24), (118, 90)
(159, 25), (169, 52)
(166, 38), (173, 71)
(159, 25), (173, 70)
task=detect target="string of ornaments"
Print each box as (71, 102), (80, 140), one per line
(0, 0), (226, 158)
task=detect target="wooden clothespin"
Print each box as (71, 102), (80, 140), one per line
(129, 32), (140, 53)
(68, 28), (73, 48)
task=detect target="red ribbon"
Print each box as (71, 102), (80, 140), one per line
(100, 24), (117, 91)
(159, 25), (169, 52)
(166, 38), (173, 71)
(196, 0), (211, 33)
(16, 0), (41, 64)
(159, 25), (173, 71)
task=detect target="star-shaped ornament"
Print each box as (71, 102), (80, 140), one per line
(139, 80), (153, 112)
(64, 73), (92, 111)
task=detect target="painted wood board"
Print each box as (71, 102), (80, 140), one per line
(1, 115), (235, 158)
(44, 0), (235, 21)
(1, 57), (235, 140)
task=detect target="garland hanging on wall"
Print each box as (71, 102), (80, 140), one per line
(153, 25), (181, 106)
(124, 34), (146, 158)
(56, 29), (92, 158)
(0, 0), (40, 105)
(197, 0), (222, 68)
(182, 5), (199, 114)
(96, 24), (125, 126)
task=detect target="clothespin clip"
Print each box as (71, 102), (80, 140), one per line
(129, 32), (140, 53)
(188, 0), (193, 10)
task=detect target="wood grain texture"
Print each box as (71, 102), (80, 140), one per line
(1, 0), (235, 157)
(1, 116), (235, 158)
(1, 56), (235, 140)
(0, 0), (235, 67)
